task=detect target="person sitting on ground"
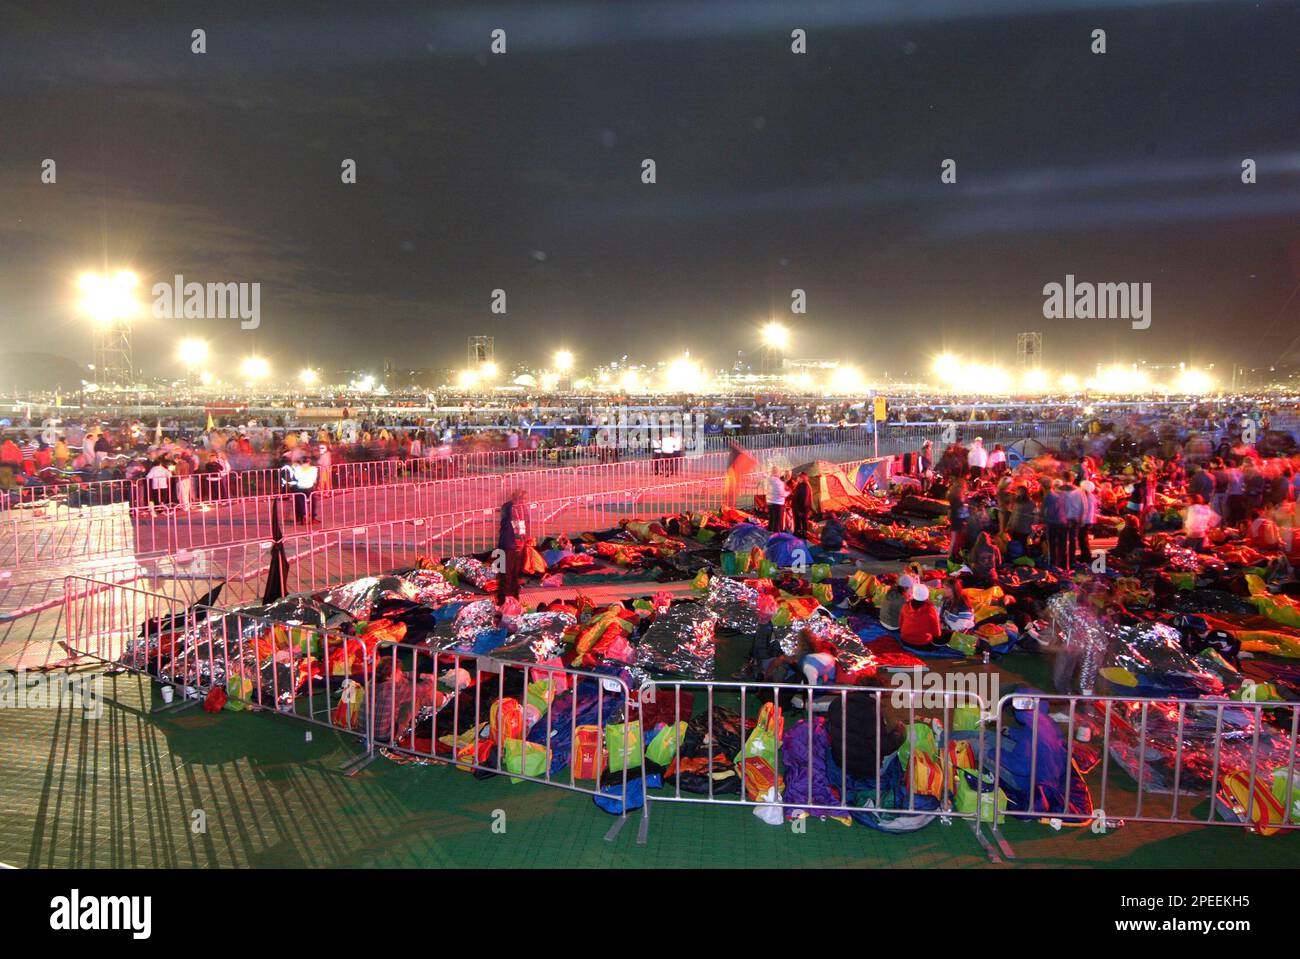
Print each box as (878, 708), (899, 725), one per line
(968, 530), (1001, 585)
(1182, 494), (1218, 552)
(763, 629), (838, 710)
(1247, 506), (1282, 550)
(820, 511), (847, 552)
(939, 577), (976, 634)
(825, 680), (907, 784)
(899, 583), (944, 649)
(1173, 614), (1242, 669)
(877, 575), (912, 631)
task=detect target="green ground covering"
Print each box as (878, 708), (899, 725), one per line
(2, 629), (1296, 869)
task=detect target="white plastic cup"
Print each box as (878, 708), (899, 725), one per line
(159, 685), (174, 704)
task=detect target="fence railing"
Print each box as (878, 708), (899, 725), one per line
(0, 438), (888, 567)
(986, 691), (1300, 855)
(61, 586), (1300, 855)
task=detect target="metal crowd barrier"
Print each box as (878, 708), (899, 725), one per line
(986, 691), (1300, 858)
(365, 640), (648, 841)
(636, 678), (999, 857)
(60, 576), (380, 779)
(0, 441), (885, 566)
(0, 436), (883, 563)
(0, 426), (880, 515)
(57, 588), (1300, 856)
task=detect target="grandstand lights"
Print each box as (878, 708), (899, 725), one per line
(554, 349), (575, 372)
(299, 368), (318, 386)
(77, 270), (142, 324)
(761, 321), (790, 351)
(480, 361), (499, 380)
(240, 355), (270, 382)
(177, 337), (209, 368)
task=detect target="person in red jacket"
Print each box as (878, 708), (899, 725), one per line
(899, 583), (943, 649)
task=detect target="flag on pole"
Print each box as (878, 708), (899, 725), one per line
(262, 497), (290, 604)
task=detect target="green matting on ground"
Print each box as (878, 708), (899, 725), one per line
(3, 637), (1298, 869)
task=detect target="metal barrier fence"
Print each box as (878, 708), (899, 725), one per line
(636, 678), (999, 857)
(60, 576), (379, 777)
(986, 691), (1300, 858)
(366, 640), (647, 840)
(101, 450), (890, 608)
(59, 575), (645, 836)
(0, 427), (881, 514)
(0, 439), (884, 567)
(58, 596), (1300, 855)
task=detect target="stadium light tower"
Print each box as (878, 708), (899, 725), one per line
(79, 270), (142, 386)
(760, 320), (789, 375)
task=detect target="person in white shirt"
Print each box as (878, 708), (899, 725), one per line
(967, 437), (989, 477)
(661, 430), (682, 475)
(766, 467), (788, 531)
(290, 459), (320, 523)
(986, 443), (1007, 475)
(1183, 495), (1218, 552)
(146, 459), (172, 512)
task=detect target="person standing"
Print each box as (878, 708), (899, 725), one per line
(1043, 479), (1069, 569)
(947, 476), (970, 561)
(1076, 479), (1098, 565)
(146, 457), (173, 513)
(496, 488), (529, 603)
(765, 467), (788, 532)
(967, 437), (989, 478)
(789, 471), (813, 539)
(290, 457), (320, 523)
(174, 448), (194, 510)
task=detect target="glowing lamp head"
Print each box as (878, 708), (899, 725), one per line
(177, 338), (209, 368)
(78, 270), (142, 324)
(240, 356), (270, 381)
(553, 349), (574, 372)
(761, 321), (790, 351)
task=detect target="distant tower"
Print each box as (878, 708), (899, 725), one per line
(93, 320), (134, 386)
(1016, 332), (1043, 369)
(468, 335), (494, 368)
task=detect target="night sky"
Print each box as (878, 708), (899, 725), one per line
(2, 0), (1299, 381)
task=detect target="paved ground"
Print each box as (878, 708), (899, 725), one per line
(3, 651), (1295, 869)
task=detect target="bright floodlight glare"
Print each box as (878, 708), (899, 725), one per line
(619, 369), (641, 392)
(663, 355), (706, 391)
(540, 371), (561, 391)
(177, 338), (209, 368)
(240, 355), (270, 381)
(1020, 368), (1050, 393)
(77, 270), (142, 324)
(457, 368), (480, 389)
(931, 353), (962, 387)
(299, 368), (318, 386)
(828, 365), (864, 394)
(761, 321), (790, 351)
(1058, 373), (1081, 391)
(1175, 368), (1214, 394)
(480, 361), (499, 380)
(198, 371), (215, 386)
(554, 349), (574, 372)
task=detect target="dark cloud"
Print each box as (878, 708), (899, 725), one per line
(1, 0), (1298, 380)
